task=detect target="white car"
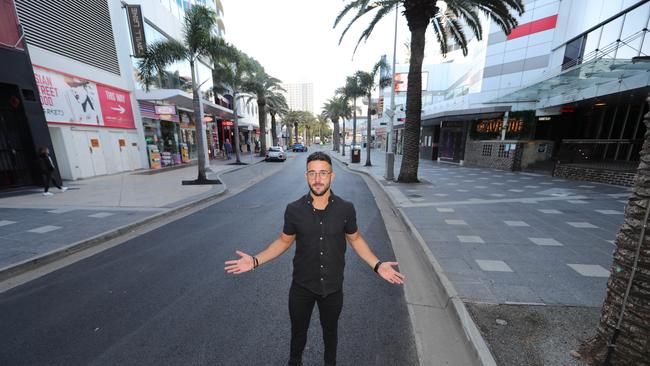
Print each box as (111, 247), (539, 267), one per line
(265, 146), (286, 162)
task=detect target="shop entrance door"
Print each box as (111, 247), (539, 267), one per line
(439, 129), (463, 161)
(107, 131), (124, 174)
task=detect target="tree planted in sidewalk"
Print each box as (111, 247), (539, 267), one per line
(242, 62), (285, 156)
(335, 0), (523, 181)
(212, 46), (255, 164)
(355, 58), (391, 166)
(267, 92), (289, 146)
(337, 75), (365, 158)
(138, 5), (231, 183)
(322, 95), (351, 153)
(574, 96), (650, 365)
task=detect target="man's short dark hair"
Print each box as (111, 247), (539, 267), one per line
(307, 151), (332, 167)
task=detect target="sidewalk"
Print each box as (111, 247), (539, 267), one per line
(0, 154), (265, 278)
(331, 145), (628, 365)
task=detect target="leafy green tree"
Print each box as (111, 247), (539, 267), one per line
(355, 58), (391, 166)
(242, 61), (285, 156)
(267, 92), (289, 146)
(212, 46), (255, 164)
(138, 5), (230, 182)
(336, 0), (523, 181)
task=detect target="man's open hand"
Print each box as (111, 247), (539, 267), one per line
(378, 262), (406, 285)
(224, 250), (254, 274)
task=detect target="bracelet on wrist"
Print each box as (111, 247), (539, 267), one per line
(373, 260), (383, 273)
(253, 256), (259, 270)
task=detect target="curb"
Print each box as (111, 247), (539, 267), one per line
(0, 162), (262, 283)
(332, 153), (497, 366)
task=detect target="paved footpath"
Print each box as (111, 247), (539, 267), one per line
(332, 144), (628, 365)
(335, 146), (626, 307)
(0, 154), (265, 275)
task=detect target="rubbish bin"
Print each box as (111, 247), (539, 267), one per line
(351, 148), (361, 163)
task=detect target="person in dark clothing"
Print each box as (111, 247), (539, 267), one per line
(223, 139), (233, 160)
(225, 151), (405, 366)
(37, 146), (67, 196)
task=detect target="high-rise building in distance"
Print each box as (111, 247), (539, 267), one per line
(281, 82), (314, 114)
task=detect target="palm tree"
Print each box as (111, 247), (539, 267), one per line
(573, 97), (650, 364)
(322, 98), (340, 152)
(267, 92), (288, 146)
(242, 61), (285, 156)
(138, 5), (230, 183)
(316, 115), (330, 143)
(212, 47), (254, 164)
(335, 0), (523, 181)
(355, 59), (391, 166)
(338, 76), (365, 161)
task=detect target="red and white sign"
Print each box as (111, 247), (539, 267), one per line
(33, 66), (135, 129)
(97, 85), (135, 128)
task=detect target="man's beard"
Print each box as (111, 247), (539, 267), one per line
(309, 182), (330, 196)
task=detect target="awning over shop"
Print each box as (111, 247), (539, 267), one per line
(135, 89), (237, 120)
(421, 106), (511, 126)
(487, 57), (650, 107)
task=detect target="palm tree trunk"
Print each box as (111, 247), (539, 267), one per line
(258, 98), (267, 156)
(294, 123), (299, 145)
(397, 23), (426, 183)
(365, 93), (372, 166)
(352, 99), (357, 147)
(270, 113), (278, 146)
(342, 119), (346, 156)
(233, 93), (243, 163)
(190, 60), (208, 181)
(333, 119), (340, 152)
(576, 95), (650, 365)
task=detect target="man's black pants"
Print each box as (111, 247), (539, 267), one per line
(288, 282), (343, 366)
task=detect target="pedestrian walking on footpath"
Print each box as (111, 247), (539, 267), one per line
(223, 139), (233, 160)
(225, 151), (405, 366)
(37, 146), (67, 196)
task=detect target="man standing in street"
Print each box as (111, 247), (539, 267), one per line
(225, 151), (405, 366)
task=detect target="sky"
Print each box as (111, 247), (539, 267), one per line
(222, 0), (411, 115)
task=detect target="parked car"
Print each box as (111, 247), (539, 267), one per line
(265, 146), (286, 162)
(292, 143), (308, 152)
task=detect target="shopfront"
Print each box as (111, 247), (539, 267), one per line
(139, 101), (183, 168)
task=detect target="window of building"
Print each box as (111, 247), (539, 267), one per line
(497, 144), (509, 158)
(482, 144), (492, 156)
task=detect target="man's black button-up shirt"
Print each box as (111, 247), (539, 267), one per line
(283, 192), (358, 296)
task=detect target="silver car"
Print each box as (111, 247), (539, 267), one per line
(265, 146), (286, 162)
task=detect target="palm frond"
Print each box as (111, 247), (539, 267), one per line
(351, 4), (394, 55)
(137, 39), (188, 91)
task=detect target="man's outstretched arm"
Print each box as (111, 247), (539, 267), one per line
(224, 232), (295, 274)
(346, 231), (406, 285)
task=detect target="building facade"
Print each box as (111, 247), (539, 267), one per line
(381, 0), (650, 185)
(281, 82), (314, 113)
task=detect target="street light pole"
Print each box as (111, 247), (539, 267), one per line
(385, 2), (398, 181)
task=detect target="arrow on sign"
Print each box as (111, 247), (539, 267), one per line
(111, 105), (126, 114)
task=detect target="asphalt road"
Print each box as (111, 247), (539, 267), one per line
(0, 152), (418, 366)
